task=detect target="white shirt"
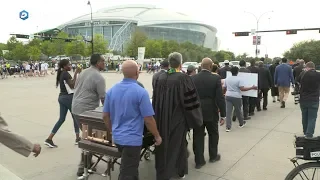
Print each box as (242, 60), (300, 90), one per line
(55, 64), (58, 70)
(41, 63), (45, 70)
(45, 63), (49, 70)
(25, 65), (30, 70)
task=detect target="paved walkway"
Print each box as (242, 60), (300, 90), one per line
(0, 73), (315, 180)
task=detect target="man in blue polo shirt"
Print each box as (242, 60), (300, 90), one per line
(103, 60), (162, 180)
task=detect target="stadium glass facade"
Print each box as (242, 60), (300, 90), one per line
(59, 5), (219, 52)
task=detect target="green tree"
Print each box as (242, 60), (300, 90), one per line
(11, 43), (28, 61)
(283, 40), (320, 64)
(66, 35), (87, 56)
(91, 34), (108, 54)
(40, 41), (55, 57)
(28, 38), (42, 47)
(52, 32), (69, 55)
(0, 43), (7, 57)
(6, 36), (20, 51)
(145, 40), (162, 58)
(28, 46), (41, 60)
(125, 30), (148, 57)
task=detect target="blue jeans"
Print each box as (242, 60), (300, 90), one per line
(51, 94), (80, 134)
(300, 101), (319, 138)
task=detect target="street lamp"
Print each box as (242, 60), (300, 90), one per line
(244, 10), (273, 58)
(87, 1), (94, 55)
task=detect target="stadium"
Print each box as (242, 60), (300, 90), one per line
(57, 4), (219, 52)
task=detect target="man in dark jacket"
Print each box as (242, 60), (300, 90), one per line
(232, 60), (251, 121)
(257, 61), (273, 110)
(192, 58), (226, 169)
(152, 60), (169, 89)
(297, 62), (320, 138)
(269, 59), (280, 102)
(218, 60), (231, 79)
(246, 59), (259, 116)
(293, 59), (305, 80)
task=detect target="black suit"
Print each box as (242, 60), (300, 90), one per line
(293, 65), (304, 80)
(247, 65), (259, 114)
(192, 70), (226, 165)
(257, 67), (272, 109)
(152, 69), (166, 90)
(237, 67), (251, 118)
(218, 66), (231, 79)
(269, 64), (279, 97)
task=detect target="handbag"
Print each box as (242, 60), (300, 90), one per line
(64, 80), (74, 94)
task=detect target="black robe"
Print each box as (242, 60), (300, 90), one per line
(152, 72), (203, 180)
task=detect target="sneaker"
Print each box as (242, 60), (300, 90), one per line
(226, 128), (231, 132)
(244, 116), (251, 120)
(75, 137), (81, 145)
(239, 121), (247, 128)
(44, 139), (58, 148)
(263, 107), (268, 111)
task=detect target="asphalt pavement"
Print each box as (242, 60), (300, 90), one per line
(0, 72), (316, 180)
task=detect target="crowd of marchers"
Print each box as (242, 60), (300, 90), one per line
(1, 52), (320, 180)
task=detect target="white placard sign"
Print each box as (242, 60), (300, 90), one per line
(137, 47), (145, 65)
(226, 71), (258, 97)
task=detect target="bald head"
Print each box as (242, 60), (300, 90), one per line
(201, 58), (213, 70)
(122, 60), (139, 79)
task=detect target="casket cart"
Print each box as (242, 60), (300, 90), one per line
(77, 107), (155, 180)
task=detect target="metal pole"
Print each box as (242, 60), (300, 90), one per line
(90, 5), (94, 55)
(245, 11), (273, 59)
(255, 21), (259, 58)
(88, 1), (94, 55)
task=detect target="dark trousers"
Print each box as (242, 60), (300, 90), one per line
(249, 97), (257, 114)
(51, 94), (79, 134)
(232, 96), (249, 119)
(271, 86), (279, 96)
(300, 101), (319, 138)
(242, 96), (249, 118)
(193, 121), (218, 165)
(117, 145), (141, 180)
(257, 88), (269, 109)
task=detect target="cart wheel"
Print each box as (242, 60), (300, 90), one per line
(144, 151), (151, 160)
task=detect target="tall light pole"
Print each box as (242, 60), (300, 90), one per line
(244, 10), (273, 58)
(87, 1), (94, 55)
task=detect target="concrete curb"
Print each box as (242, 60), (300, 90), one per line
(0, 164), (23, 180)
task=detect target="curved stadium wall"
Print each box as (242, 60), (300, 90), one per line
(58, 5), (219, 52)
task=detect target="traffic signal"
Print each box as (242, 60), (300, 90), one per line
(286, 30), (297, 35)
(234, 32), (249, 36)
(15, 34), (29, 39)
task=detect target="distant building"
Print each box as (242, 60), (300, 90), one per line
(56, 4), (219, 52)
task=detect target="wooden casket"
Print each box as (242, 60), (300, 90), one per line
(78, 107), (115, 147)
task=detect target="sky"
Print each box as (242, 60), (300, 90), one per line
(1, 0), (319, 57)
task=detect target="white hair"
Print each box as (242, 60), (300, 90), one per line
(168, 52), (182, 68)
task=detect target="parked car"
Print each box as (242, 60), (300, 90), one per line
(230, 61), (240, 68)
(182, 62), (199, 72)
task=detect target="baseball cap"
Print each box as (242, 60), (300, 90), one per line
(224, 60), (230, 64)
(187, 65), (196, 71)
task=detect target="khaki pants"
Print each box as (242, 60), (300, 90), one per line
(278, 87), (290, 102)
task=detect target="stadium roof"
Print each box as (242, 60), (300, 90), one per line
(58, 4), (217, 32)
